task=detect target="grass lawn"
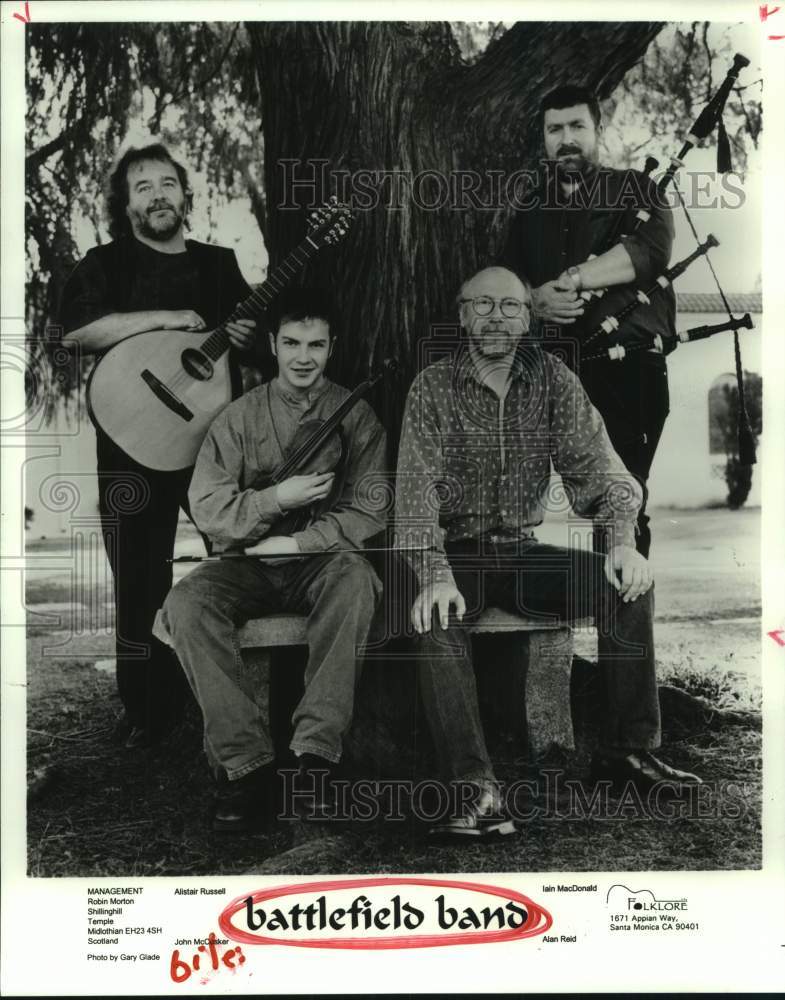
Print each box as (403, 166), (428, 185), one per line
(26, 641), (761, 878)
(23, 507), (762, 876)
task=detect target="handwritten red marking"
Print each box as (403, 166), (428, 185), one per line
(170, 932), (246, 983)
(768, 33), (785, 38)
(13, 1), (31, 22)
(767, 629), (785, 647)
(760, 3), (781, 19)
(219, 876), (552, 950)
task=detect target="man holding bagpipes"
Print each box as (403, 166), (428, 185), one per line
(501, 60), (755, 555)
(501, 84), (674, 557)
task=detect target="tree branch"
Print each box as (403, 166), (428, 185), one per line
(733, 91), (760, 150)
(455, 21), (666, 142)
(26, 132), (69, 171)
(168, 23), (240, 105)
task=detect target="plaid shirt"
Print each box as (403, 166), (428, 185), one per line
(394, 345), (642, 587)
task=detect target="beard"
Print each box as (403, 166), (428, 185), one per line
(130, 204), (185, 242)
(551, 146), (599, 184)
(470, 324), (521, 359)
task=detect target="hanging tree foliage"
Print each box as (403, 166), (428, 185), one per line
(25, 19), (762, 432)
(25, 22), (261, 418)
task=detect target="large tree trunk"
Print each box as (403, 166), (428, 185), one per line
(248, 20), (664, 434)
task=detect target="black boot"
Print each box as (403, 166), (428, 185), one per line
(212, 764), (275, 833)
(591, 750), (702, 795)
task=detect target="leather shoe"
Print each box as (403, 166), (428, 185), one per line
(591, 750), (703, 794)
(429, 783), (517, 841)
(212, 764), (274, 833)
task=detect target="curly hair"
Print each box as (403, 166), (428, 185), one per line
(106, 144), (192, 240)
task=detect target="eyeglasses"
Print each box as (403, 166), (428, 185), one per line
(460, 296), (530, 318)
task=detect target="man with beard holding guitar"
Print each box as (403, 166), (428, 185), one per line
(60, 144), (256, 747)
(501, 85), (675, 557)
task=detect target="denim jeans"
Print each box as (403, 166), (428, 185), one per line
(414, 538), (662, 784)
(162, 552), (381, 779)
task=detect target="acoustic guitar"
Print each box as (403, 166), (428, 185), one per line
(86, 200), (351, 471)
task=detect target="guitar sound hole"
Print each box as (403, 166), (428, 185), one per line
(181, 349), (214, 381)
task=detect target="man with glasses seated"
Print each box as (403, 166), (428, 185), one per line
(394, 265), (700, 839)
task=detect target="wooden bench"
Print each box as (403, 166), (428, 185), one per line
(154, 608), (575, 757)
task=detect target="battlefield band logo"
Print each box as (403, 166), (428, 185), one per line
(606, 884), (688, 913)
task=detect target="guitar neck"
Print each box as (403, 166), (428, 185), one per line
(199, 236), (321, 361)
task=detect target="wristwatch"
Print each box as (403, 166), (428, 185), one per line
(566, 265), (584, 292)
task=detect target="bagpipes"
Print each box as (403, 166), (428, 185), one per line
(578, 52), (756, 465)
(586, 312), (754, 363)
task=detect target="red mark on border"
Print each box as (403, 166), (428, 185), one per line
(170, 932), (246, 984)
(761, 2), (785, 35)
(219, 876), (552, 950)
(767, 629), (785, 647)
(13, 2), (31, 23)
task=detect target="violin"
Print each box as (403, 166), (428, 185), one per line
(252, 359), (397, 535)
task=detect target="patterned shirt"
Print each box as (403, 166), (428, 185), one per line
(394, 345), (642, 587)
(189, 378), (387, 552)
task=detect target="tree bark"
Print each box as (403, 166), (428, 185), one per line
(247, 20), (664, 435)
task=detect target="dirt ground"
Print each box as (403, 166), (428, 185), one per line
(23, 507), (762, 876)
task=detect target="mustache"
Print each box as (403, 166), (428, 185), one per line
(556, 146), (582, 157)
(148, 202), (175, 212)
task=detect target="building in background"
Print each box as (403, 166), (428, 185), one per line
(648, 291), (762, 508)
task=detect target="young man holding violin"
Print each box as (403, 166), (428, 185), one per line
(162, 287), (386, 832)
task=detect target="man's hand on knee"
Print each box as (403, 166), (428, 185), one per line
(605, 545), (653, 603)
(411, 583), (466, 634)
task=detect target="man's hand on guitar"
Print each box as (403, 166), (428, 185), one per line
(275, 472), (335, 511)
(604, 545), (653, 603)
(159, 309), (207, 331)
(532, 281), (585, 324)
(411, 582), (467, 634)
(226, 318), (256, 352)
(244, 536), (301, 558)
